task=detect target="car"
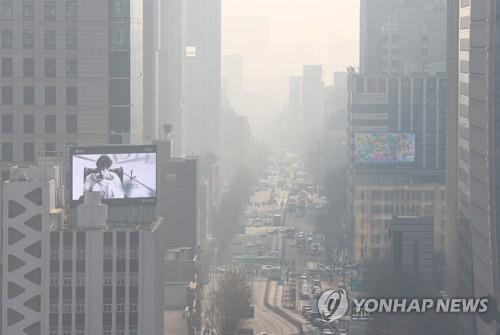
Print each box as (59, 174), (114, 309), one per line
(301, 305), (312, 315)
(322, 329), (335, 335)
(300, 273), (308, 280)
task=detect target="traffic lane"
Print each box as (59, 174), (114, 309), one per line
(251, 280), (301, 335)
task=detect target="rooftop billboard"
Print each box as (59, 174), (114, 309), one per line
(70, 145), (157, 205)
(353, 133), (415, 164)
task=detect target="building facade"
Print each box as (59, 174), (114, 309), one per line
(184, 0), (221, 155)
(2, 166), (165, 335)
(454, 1), (500, 334)
(0, 0), (143, 180)
(352, 179), (446, 261)
(348, 73), (447, 172)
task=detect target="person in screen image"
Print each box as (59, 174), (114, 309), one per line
(83, 155), (125, 199)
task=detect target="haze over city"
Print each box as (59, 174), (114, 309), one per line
(0, 1), (498, 335)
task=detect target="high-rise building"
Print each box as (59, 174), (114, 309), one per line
(184, 0), (221, 155)
(453, 1), (500, 334)
(0, 0), (143, 178)
(348, 72), (447, 172)
(158, 156), (198, 250)
(360, 0), (446, 75)
(352, 180), (446, 261)
(222, 54), (243, 102)
(158, 0), (186, 156)
(289, 76), (302, 115)
(143, 0), (160, 143)
(2, 167), (166, 335)
(302, 65), (324, 139)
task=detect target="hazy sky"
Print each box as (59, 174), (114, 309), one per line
(222, 0), (360, 83)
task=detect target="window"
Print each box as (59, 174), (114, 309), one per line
(1, 30), (12, 48)
(23, 143), (34, 161)
(66, 58), (77, 77)
(66, 29), (77, 49)
(1, 1), (12, 20)
(24, 86), (35, 105)
(66, 86), (77, 105)
(24, 115), (35, 133)
(45, 1), (56, 20)
(50, 303), (58, 313)
(75, 275), (84, 286)
(45, 30), (56, 49)
(45, 59), (56, 77)
(110, 51), (130, 76)
(1, 57), (12, 77)
(23, 58), (35, 77)
(2, 86), (13, 105)
(45, 87), (56, 105)
(45, 115), (56, 133)
(103, 273), (112, 286)
(63, 303), (71, 313)
(45, 142), (56, 156)
(66, 115), (77, 133)
(23, 1), (34, 20)
(2, 142), (13, 161)
(23, 30), (34, 49)
(186, 46), (196, 57)
(75, 304), (84, 313)
(2, 114), (12, 133)
(66, 0), (77, 21)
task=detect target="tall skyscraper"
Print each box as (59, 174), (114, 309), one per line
(453, 1), (500, 334)
(143, 0), (160, 142)
(184, 0), (221, 155)
(360, 0), (446, 75)
(158, 0), (186, 156)
(0, 0), (144, 179)
(222, 54), (243, 102)
(301, 65), (324, 141)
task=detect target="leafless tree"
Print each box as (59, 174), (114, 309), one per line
(210, 269), (253, 335)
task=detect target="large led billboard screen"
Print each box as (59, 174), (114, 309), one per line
(353, 133), (415, 164)
(70, 145), (157, 204)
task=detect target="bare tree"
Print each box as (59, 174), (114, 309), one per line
(210, 269), (253, 335)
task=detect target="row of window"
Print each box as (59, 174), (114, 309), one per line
(1, 114), (77, 134)
(1, 0), (77, 21)
(50, 303), (85, 314)
(103, 274), (139, 286)
(1, 85), (77, 105)
(103, 303), (138, 312)
(1, 140), (72, 161)
(50, 249), (85, 260)
(360, 190), (443, 201)
(1, 28), (77, 49)
(51, 276), (85, 287)
(104, 248), (139, 260)
(1, 57), (77, 78)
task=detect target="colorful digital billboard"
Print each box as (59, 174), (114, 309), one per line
(353, 133), (415, 164)
(70, 145), (157, 204)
